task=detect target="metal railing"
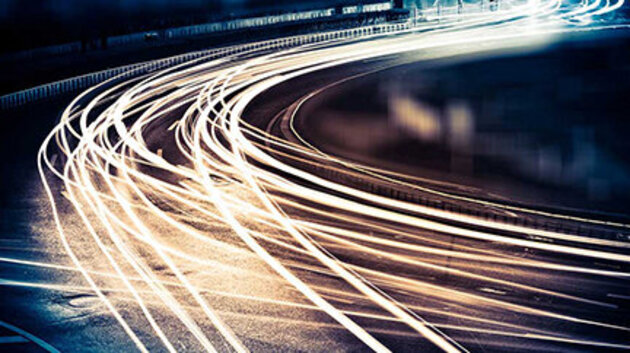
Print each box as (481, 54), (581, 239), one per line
(0, 21), (410, 111)
(0, 2), (393, 64)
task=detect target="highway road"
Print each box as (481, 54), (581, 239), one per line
(1, 0), (630, 352)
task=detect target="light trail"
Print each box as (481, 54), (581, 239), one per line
(32, 1), (630, 352)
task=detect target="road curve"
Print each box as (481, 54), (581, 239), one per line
(31, 1), (630, 352)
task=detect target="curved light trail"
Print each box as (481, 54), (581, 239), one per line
(30, 0), (630, 352)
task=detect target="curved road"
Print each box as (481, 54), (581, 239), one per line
(1, 0), (629, 352)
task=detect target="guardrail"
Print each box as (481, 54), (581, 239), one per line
(299, 158), (630, 242)
(106, 4), (395, 46)
(0, 41), (82, 63)
(0, 2), (393, 64)
(0, 21), (410, 111)
(157, 8), (337, 43)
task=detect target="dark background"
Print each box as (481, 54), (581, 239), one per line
(0, 0), (379, 53)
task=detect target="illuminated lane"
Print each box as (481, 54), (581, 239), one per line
(28, 1), (630, 352)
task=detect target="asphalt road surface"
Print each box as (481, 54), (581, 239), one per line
(1, 0), (630, 352)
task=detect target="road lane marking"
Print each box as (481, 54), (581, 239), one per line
(0, 320), (60, 352)
(0, 335), (28, 344)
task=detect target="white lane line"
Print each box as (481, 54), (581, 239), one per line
(0, 320), (60, 353)
(0, 335), (29, 344)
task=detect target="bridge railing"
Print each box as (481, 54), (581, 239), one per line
(0, 2), (393, 66)
(0, 21), (410, 111)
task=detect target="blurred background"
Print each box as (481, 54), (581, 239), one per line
(295, 36), (630, 215)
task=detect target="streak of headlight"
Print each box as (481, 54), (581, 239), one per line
(36, 3), (630, 352)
